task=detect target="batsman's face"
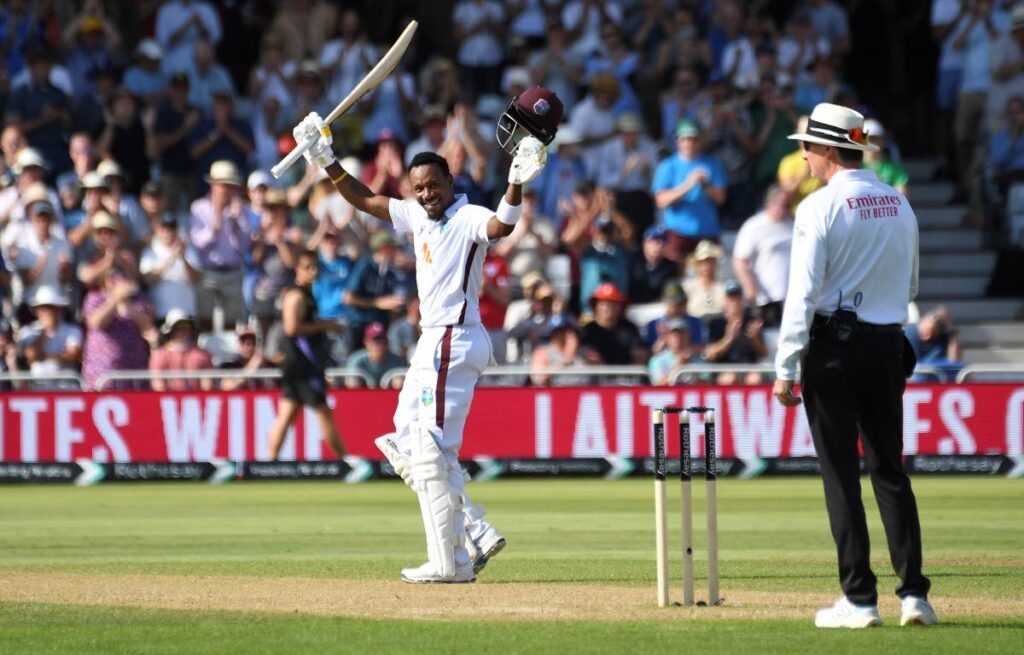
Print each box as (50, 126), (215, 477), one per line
(409, 164), (454, 220)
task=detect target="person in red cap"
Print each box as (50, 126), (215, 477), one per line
(579, 282), (647, 365)
(345, 321), (407, 389)
(290, 88), (560, 584)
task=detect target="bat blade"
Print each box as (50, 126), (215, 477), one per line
(325, 20), (418, 123)
(271, 20), (419, 179)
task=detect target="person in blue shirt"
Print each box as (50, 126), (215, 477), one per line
(794, 55), (840, 114)
(532, 127), (588, 219)
(343, 232), (409, 354)
(123, 39), (167, 107)
(644, 280), (705, 351)
(310, 225), (354, 321)
(187, 92), (254, 196)
(903, 306), (963, 381)
(651, 119), (727, 273)
(579, 213), (631, 311)
(5, 46), (72, 175)
(988, 95), (1024, 184)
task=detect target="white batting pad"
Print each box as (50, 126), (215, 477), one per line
(409, 428), (458, 578)
(375, 434), (413, 487)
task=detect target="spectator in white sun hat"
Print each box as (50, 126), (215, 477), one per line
(16, 287), (82, 389)
(189, 160), (254, 330)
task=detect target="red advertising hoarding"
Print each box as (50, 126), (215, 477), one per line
(2, 384), (1022, 463)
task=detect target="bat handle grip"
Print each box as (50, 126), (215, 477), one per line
(271, 136), (315, 179)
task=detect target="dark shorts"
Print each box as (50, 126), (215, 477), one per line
(281, 374), (328, 407)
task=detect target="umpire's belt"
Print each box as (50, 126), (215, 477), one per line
(811, 314), (902, 333)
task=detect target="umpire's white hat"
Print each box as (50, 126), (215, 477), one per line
(787, 103), (879, 152)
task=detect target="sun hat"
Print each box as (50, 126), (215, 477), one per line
(80, 171), (109, 190)
(30, 287), (70, 308)
(787, 102), (879, 152)
(13, 148), (47, 174)
(136, 38), (163, 60)
(863, 118), (885, 140)
(161, 308), (199, 334)
(617, 113), (644, 133)
(205, 160), (243, 185)
(264, 188), (290, 208)
(96, 159), (125, 180)
(370, 232), (399, 253)
(90, 210), (121, 232)
(692, 240), (724, 262)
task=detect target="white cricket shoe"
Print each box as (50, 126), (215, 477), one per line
(471, 527), (507, 574)
(814, 597), (882, 628)
(900, 596), (939, 626)
(400, 561), (476, 584)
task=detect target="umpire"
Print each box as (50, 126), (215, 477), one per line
(772, 103), (937, 629)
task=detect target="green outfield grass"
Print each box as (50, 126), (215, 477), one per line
(0, 477), (1021, 653)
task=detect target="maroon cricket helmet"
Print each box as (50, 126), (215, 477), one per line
(496, 86), (564, 154)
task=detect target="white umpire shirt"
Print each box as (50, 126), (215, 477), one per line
(389, 194), (494, 329)
(774, 168), (919, 381)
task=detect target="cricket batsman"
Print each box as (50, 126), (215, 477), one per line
(291, 87), (563, 583)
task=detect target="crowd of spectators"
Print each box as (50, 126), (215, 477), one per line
(932, 1), (1024, 249)
(0, 0), (989, 391)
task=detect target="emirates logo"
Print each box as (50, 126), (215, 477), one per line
(533, 99), (550, 115)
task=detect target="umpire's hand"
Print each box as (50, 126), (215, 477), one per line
(773, 379), (803, 407)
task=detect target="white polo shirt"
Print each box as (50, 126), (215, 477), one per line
(733, 210), (794, 305)
(775, 168), (919, 381)
(389, 195), (494, 329)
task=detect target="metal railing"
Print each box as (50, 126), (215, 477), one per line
(93, 367), (376, 391)
(379, 365), (651, 389)
(668, 363), (775, 384)
(0, 362), (1008, 392)
(0, 371), (87, 389)
(956, 365), (1024, 383)
(912, 365), (949, 382)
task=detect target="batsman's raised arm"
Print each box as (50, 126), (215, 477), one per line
(487, 135), (549, 240)
(293, 113), (393, 223)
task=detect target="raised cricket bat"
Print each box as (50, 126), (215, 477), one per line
(271, 20), (419, 179)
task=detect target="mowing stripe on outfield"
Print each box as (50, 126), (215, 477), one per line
(1, 572), (1021, 623)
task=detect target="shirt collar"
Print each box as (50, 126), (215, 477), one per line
(831, 167), (879, 185)
(443, 194), (468, 219)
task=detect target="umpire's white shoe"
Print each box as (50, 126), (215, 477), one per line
(814, 597), (882, 628)
(471, 527), (507, 574)
(900, 596), (939, 626)
(400, 561), (476, 584)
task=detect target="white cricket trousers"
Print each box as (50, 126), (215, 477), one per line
(392, 324), (495, 557)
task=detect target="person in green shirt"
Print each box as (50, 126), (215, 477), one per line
(750, 77), (800, 199)
(862, 118), (908, 195)
(345, 321), (407, 389)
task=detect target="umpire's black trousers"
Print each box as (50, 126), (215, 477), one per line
(801, 319), (931, 605)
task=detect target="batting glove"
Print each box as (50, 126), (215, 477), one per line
(293, 112), (336, 168)
(508, 135), (547, 185)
